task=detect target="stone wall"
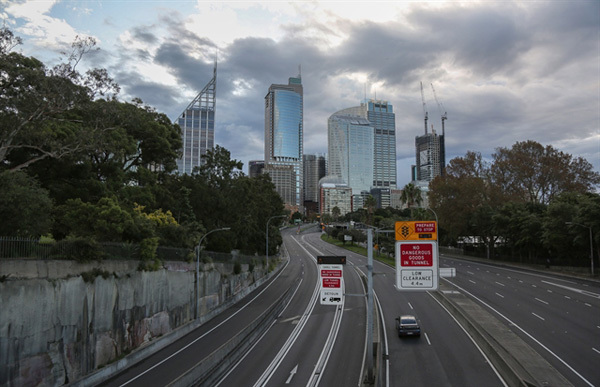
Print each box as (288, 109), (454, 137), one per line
(0, 259), (264, 386)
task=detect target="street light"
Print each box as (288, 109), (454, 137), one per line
(266, 215), (286, 272)
(195, 227), (230, 319)
(565, 222), (594, 276)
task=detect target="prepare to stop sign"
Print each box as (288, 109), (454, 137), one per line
(400, 243), (433, 266)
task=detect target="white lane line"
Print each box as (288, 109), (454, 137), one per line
(532, 313), (545, 321)
(121, 258), (292, 386)
(424, 332), (431, 345)
(469, 279), (476, 284)
(565, 296), (571, 300)
(584, 303), (592, 307)
(542, 280), (600, 299)
(593, 348), (600, 355)
(495, 293), (504, 298)
(408, 302), (414, 310)
(467, 271), (475, 275)
(495, 282), (505, 287)
(445, 278), (594, 387)
(535, 298), (549, 305)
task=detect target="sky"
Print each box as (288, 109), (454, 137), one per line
(2, 0), (599, 187)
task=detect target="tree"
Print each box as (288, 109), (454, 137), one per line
(364, 195), (377, 225)
(491, 140), (600, 205)
(331, 206), (341, 220)
(0, 27), (119, 172)
(400, 183), (422, 218)
(0, 171), (53, 237)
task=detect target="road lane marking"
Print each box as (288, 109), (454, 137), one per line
(495, 282), (505, 287)
(535, 298), (549, 305)
(495, 293), (504, 298)
(469, 279), (476, 284)
(408, 302), (414, 310)
(593, 348), (600, 355)
(541, 280), (600, 299)
(467, 271), (474, 275)
(444, 278), (594, 387)
(286, 364), (298, 384)
(532, 313), (545, 321)
(424, 332), (431, 345)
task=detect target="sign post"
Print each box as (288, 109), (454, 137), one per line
(317, 256), (345, 305)
(395, 221), (439, 291)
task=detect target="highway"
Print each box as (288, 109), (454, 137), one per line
(98, 225), (599, 387)
(442, 257), (600, 387)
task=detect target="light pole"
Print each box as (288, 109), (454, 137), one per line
(266, 215), (286, 272)
(196, 227), (230, 319)
(566, 222), (594, 276)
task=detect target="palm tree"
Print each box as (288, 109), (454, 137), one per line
(364, 195), (377, 226)
(401, 183), (423, 218)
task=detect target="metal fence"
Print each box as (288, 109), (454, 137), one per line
(0, 237), (260, 264)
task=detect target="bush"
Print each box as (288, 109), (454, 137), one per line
(52, 237), (104, 262)
(233, 261), (242, 275)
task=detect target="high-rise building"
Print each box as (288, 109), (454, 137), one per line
(319, 176), (352, 216)
(248, 160), (265, 178)
(414, 129), (444, 182)
(366, 100), (397, 189)
(328, 111), (373, 208)
(303, 154), (326, 202)
(264, 74), (304, 211)
(175, 62), (216, 174)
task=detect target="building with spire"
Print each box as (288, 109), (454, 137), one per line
(264, 73), (304, 212)
(175, 62), (217, 174)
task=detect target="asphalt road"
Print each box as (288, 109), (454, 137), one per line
(98, 225), (599, 387)
(442, 256), (600, 387)
(303, 230), (505, 387)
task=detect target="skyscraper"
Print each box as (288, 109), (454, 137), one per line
(414, 129), (444, 182)
(303, 154), (326, 216)
(264, 74), (304, 212)
(328, 109), (374, 208)
(367, 100), (397, 189)
(175, 63), (216, 174)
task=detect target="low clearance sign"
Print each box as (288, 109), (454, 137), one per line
(395, 241), (439, 291)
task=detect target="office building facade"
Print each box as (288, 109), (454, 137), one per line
(264, 75), (304, 211)
(414, 129), (444, 182)
(367, 100), (397, 189)
(176, 63), (216, 174)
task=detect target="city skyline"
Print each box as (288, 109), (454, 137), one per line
(3, 1), (598, 188)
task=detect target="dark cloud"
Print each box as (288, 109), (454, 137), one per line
(105, 1), (599, 179)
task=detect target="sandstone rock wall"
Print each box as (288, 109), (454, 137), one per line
(0, 260), (263, 386)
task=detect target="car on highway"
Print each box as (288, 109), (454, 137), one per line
(396, 315), (421, 337)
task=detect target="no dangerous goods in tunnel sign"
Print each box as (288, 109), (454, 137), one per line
(395, 241), (439, 291)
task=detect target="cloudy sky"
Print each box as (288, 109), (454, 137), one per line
(2, 0), (599, 186)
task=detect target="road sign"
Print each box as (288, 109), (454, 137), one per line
(395, 221), (437, 241)
(399, 243), (433, 266)
(320, 289), (343, 305)
(319, 260), (344, 305)
(395, 241), (439, 291)
(322, 278), (341, 288)
(317, 256), (346, 265)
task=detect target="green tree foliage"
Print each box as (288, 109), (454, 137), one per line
(0, 171), (53, 237)
(0, 27), (119, 172)
(429, 142), (599, 267)
(491, 140), (600, 204)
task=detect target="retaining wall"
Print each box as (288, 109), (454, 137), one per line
(0, 259), (265, 386)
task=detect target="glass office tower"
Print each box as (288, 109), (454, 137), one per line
(367, 100), (397, 189)
(264, 75), (304, 211)
(328, 111), (374, 208)
(176, 63), (216, 174)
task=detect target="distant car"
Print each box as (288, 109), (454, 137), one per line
(396, 315), (421, 337)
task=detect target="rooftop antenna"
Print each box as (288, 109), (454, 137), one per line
(298, 64), (301, 79)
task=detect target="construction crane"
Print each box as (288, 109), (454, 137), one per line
(431, 83), (447, 136)
(420, 81), (428, 134)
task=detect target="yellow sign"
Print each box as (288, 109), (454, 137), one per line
(395, 221), (437, 241)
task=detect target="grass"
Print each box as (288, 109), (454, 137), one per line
(320, 234), (395, 267)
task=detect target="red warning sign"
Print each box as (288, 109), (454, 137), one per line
(322, 278), (341, 288)
(400, 243), (433, 267)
